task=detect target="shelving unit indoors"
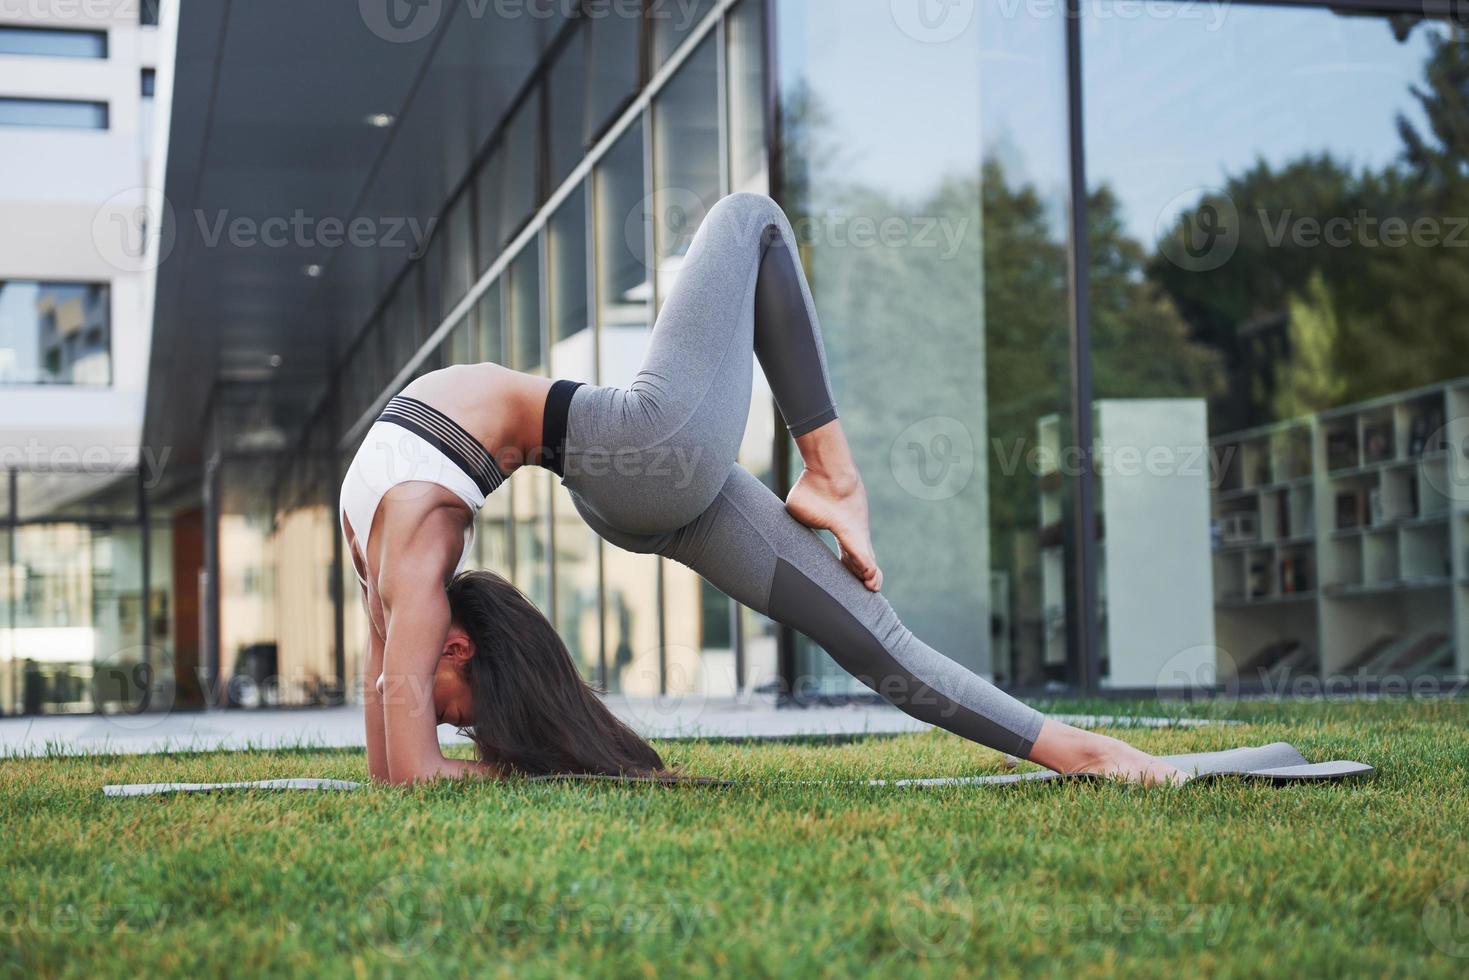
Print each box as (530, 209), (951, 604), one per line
(1210, 377), (1468, 685)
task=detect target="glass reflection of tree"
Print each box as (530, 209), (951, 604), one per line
(1152, 25), (1469, 430)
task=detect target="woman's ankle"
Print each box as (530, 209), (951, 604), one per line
(1027, 721), (1114, 774)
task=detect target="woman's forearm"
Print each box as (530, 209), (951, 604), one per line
(380, 590), (458, 784)
(363, 630), (390, 783)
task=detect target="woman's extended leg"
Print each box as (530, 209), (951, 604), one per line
(572, 468), (1184, 781)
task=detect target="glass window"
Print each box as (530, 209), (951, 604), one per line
(652, 31), (739, 695)
(141, 1), (161, 27)
(448, 318), (474, 366)
(420, 229), (448, 338)
(651, 0), (716, 69)
(475, 142), (507, 271)
(507, 243), (543, 375)
(11, 523), (147, 715)
(651, 34), (720, 310)
(775, 0), (1073, 694)
(507, 246), (551, 610)
(0, 26), (107, 58)
(0, 98), (108, 129)
(595, 119), (653, 381)
(548, 186), (601, 681)
(547, 24), (589, 192)
(141, 68), (156, 98)
(382, 269), (420, 380)
(1084, 5), (1468, 686)
(585, 0), (642, 141)
(15, 471), (137, 523)
(502, 90), (545, 245)
(726, 0), (767, 194)
(0, 281), (111, 385)
(548, 184), (592, 363)
(474, 283), (513, 571)
(421, 190), (473, 339)
(593, 120), (662, 694)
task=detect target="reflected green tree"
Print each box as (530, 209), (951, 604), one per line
(1151, 25), (1469, 430)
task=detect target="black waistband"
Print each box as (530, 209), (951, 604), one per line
(378, 396), (506, 497)
(538, 380), (584, 477)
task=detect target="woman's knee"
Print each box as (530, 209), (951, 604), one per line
(707, 192), (792, 245)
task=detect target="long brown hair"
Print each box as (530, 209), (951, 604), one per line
(446, 570), (666, 777)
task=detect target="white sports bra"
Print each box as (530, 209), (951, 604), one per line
(339, 396), (507, 586)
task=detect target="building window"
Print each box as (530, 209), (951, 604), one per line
(585, 0), (641, 142)
(592, 119), (662, 694)
(0, 281), (112, 385)
(546, 23), (589, 192)
(0, 25), (107, 58)
(141, 69), (156, 98)
(650, 0), (716, 69)
(501, 89), (544, 245)
(0, 98), (108, 130)
(651, 34), (720, 310)
(141, 0), (162, 27)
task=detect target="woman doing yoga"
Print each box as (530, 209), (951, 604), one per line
(340, 192), (1188, 787)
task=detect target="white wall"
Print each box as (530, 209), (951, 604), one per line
(0, 5), (168, 470)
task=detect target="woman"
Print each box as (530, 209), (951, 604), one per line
(341, 192), (1187, 786)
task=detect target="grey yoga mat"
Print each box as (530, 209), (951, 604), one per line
(102, 742), (1371, 796)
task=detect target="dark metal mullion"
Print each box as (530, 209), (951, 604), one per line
(584, 167), (608, 692)
(762, 0), (796, 701)
(642, 102), (668, 697)
(539, 228), (556, 631)
(1064, 0), (1100, 692)
(137, 464), (152, 704)
(8, 470), (16, 713)
(714, 11), (743, 692)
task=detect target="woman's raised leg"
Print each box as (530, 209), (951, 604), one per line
(562, 193), (879, 585)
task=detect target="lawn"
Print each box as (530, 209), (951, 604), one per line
(2, 698), (1466, 978)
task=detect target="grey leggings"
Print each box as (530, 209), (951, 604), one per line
(559, 193), (1045, 758)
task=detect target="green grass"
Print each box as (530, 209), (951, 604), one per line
(3, 698), (1467, 978)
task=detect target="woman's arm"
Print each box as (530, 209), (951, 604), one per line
(360, 594), (390, 783)
(376, 535), (499, 785)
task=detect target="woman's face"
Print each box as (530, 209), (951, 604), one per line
(378, 625), (474, 729)
(431, 647), (474, 729)
(433, 624), (476, 728)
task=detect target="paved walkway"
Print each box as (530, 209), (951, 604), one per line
(0, 697), (1227, 758)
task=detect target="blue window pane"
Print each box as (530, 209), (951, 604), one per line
(0, 281), (112, 385)
(0, 98), (108, 130)
(0, 26), (107, 58)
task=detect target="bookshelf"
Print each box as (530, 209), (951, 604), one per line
(1211, 377), (1468, 684)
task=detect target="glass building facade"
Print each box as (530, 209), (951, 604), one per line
(8, 0), (1468, 715)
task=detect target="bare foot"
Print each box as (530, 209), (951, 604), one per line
(1028, 720), (1190, 786)
(786, 468), (883, 591)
